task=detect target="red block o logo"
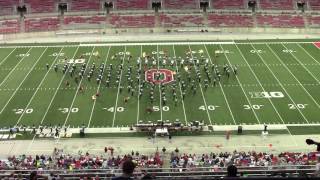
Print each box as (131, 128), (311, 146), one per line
(145, 69), (175, 85)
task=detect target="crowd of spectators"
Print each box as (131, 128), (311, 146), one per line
(0, 148), (163, 171)
(170, 150), (320, 170)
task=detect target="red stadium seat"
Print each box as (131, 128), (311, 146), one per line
(25, 0), (55, 13)
(211, 0), (245, 9)
(0, 19), (19, 34)
(159, 14), (204, 27)
(257, 15), (305, 28)
(308, 15), (320, 27)
(308, 0), (320, 10)
(25, 17), (60, 32)
(163, 0), (198, 9)
(108, 15), (155, 28)
(207, 14), (254, 27)
(69, 0), (101, 11)
(259, 0), (294, 10)
(116, 0), (149, 10)
(0, 0), (19, 15)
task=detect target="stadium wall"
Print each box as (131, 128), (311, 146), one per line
(1, 27), (320, 43)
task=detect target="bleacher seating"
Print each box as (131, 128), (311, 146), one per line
(24, 0), (55, 14)
(69, 0), (100, 11)
(64, 16), (106, 25)
(108, 15), (155, 28)
(308, 0), (320, 10)
(207, 14), (254, 27)
(0, 20), (19, 34)
(257, 15), (305, 28)
(163, 0), (198, 9)
(116, 0), (149, 10)
(0, 0), (19, 16)
(159, 14), (204, 27)
(308, 15), (320, 27)
(25, 17), (60, 32)
(211, 0), (245, 9)
(259, 0), (294, 10)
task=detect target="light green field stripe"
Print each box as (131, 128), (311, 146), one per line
(113, 45), (141, 126)
(260, 44), (314, 124)
(0, 48), (32, 88)
(0, 48), (16, 67)
(0, 47), (47, 114)
(17, 47), (79, 126)
(86, 46), (111, 127)
(14, 47), (64, 126)
(39, 46), (82, 126)
(203, 44), (236, 125)
(220, 44), (261, 125)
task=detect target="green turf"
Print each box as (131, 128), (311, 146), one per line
(0, 41), (320, 135)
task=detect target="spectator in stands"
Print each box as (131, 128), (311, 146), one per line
(227, 164), (238, 177)
(112, 160), (136, 180)
(316, 156), (320, 176)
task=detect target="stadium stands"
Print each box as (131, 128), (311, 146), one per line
(24, 0), (55, 14)
(159, 14), (204, 27)
(163, 0), (198, 9)
(0, 0), (18, 16)
(108, 15), (155, 28)
(69, 0), (101, 11)
(308, 15), (320, 27)
(116, 0), (149, 10)
(0, 19), (19, 34)
(257, 14), (305, 28)
(0, 150), (318, 179)
(25, 17), (60, 32)
(207, 14), (254, 27)
(211, 0), (245, 9)
(259, 0), (294, 10)
(64, 16), (106, 25)
(308, 0), (320, 10)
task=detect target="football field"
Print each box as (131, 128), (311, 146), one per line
(0, 40), (320, 130)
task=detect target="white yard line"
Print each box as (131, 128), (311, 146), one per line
(156, 44), (163, 122)
(15, 47), (64, 126)
(63, 47), (96, 127)
(187, 44), (212, 125)
(0, 47), (16, 67)
(0, 47), (48, 114)
(39, 46), (80, 125)
(27, 46), (80, 154)
(219, 44), (261, 125)
(258, 44), (310, 124)
(136, 45), (143, 125)
(112, 46), (127, 127)
(87, 46), (111, 127)
(277, 43), (320, 109)
(236, 43), (297, 146)
(0, 48), (33, 88)
(172, 45), (188, 125)
(281, 44), (320, 108)
(297, 43), (320, 66)
(203, 44), (236, 125)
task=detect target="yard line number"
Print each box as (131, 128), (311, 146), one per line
(199, 105), (219, 111)
(59, 108), (79, 114)
(288, 104), (307, 109)
(244, 104), (264, 110)
(13, 108), (33, 114)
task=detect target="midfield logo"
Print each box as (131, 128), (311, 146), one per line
(145, 69), (175, 85)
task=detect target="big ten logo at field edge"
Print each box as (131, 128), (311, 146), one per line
(145, 69), (175, 85)
(58, 58), (86, 64)
(249, 91), (284, 99)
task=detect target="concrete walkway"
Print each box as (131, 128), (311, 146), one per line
(0, 133), (319, 159)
